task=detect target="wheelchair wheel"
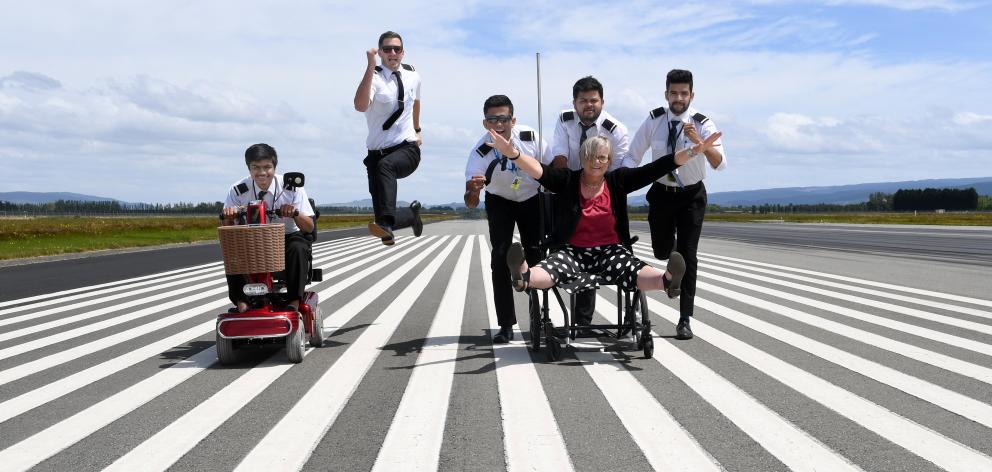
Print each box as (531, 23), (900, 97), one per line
(546, 336), (562, 362)
(309, 306), (325, 348)
(286, 318), (306, 363)
(642, 328), (654, 359)
(544, 321), (561, 361)
(216, 331), (239, 365)
(529, 292), (541, 351)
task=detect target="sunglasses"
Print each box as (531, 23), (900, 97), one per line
(381, 45), (403, 53)
(484, 115), (512, 124)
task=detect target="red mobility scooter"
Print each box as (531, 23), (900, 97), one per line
(215, 172), (324, 364)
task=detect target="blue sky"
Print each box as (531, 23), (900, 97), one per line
(2, 0), (990, 205)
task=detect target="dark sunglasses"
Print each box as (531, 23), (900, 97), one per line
(381, 45), (403, 53)
(484, 115), (512, 124)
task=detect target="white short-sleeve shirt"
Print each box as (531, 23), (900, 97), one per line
(224, 174), (316, 234)
(364, 64), (421, 150)
(549, 108), (632, 171)
(628, 105), (727, 187)
(464, 124), (552, 202)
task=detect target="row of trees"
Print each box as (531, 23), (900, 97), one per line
(2, 188), (987, 216)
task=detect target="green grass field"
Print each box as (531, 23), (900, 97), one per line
(631, 212), (992, 226)
(0, 214), (456, 260)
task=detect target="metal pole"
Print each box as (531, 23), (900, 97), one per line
(535, 52), (543, 162)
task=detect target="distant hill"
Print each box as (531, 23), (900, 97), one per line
(0, 191), (116, 204)
(629, 177), (992, 207)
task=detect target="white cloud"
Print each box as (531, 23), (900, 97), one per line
(1, 0), (991, 204)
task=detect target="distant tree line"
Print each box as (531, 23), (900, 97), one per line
(631, 187), (989, 214)
(0, 200), (224, 215)
(3, 187), (986, 216)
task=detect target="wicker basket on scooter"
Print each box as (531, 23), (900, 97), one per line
(217, 224), (285, 274)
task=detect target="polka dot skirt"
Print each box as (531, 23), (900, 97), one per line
(534, 244), (648, 293)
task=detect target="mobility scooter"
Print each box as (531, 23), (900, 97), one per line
(215, 172), (324, 364)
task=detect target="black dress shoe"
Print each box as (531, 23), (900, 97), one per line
(493, 326), (514, 344)
(410, 200), (423, 237)
(675, 318), (694, 340)
(368, 222), (395, 246)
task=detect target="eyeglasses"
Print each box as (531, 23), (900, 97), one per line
(381, 45), (403, 53)
(484, 115), (512, 124)
(587, 155), (610, 163)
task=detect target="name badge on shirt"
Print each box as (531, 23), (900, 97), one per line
(510, 176), (521, 190)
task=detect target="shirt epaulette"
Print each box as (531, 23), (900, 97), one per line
(519, 130), (535, 141)
(649, 106), (666, 119)
(692, 112), (709, 124)
(374, 65), (382, 72)
(476, 143), (493, 157)
(401, 64), (415, 71)
(601, 118), (618, 133)
(560, 111), (575, 122)
(234, 182), (249, 196)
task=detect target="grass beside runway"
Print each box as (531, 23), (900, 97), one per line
(0, 214), (457, 260)
(630, 212), (992, 226)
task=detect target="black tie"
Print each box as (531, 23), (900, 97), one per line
(667, 120), (682, 152)
(666, 121), (683, 184)
(382, 70), (404, 130)
(579, 122), (595, 145)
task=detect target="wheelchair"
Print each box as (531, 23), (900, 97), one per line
(526, 189), (654, 362)
(215, 172), (325, 365)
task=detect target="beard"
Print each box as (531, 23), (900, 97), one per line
(669, 99), (690, 115)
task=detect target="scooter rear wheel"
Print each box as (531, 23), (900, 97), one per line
(309, 306), (325, 348)
(216, 331), (239, 365)
(286, 317), (306, 363)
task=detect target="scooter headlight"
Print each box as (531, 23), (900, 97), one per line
(243, 283), (269, 296)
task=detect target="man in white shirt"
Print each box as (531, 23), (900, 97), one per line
(628, 69), (727, 340)
(353, 30), (423, 246)
(549, 76), (633, 329)
(223, 143), (316, 313)
(465, 95), (552, 343)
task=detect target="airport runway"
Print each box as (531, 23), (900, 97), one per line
(1, 220), (991, 471)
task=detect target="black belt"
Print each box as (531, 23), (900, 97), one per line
(367, 140), (413, 157)
(658, 181), (703, 193)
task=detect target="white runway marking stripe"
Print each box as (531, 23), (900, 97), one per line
(478, 237), (573, 472)
(694, 280), (992, 386)
(372, 235), (474, 471)
(686, 295), (992, 428)
(578, 294), (721, 471)
(592, 294), (861, 472)
(0, 262), (220, 313)
(0, 346), (219, 472)
(0, 270), (222, 329)
(0, 297), (228, 386)
(0, 236), (356, 318)
(0, 285), (226, 359)
(636, 294), (992, 472)
(235, 236), (461, 471)
(0, 319), (218, 423)
(103, 352), (305, 472)
(701, 259), (992, 336)
(698, 269), (992, 357)
(699, 254), (992, 319)
(698, 250), (992, 309)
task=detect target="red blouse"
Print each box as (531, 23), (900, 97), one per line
(569, 184), (621, 248)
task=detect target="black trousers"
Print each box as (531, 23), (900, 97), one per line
(363, 142), (420, 229)
(227, 232), (312, 305)
(486, 193), (542, 328)
(646, 181), (707, 317)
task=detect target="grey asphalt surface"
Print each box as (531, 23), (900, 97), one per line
(1, 220), (991, 471)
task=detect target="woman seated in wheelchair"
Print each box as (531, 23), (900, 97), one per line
(489, 129), (722, 297)
(222, 143), (316, 313)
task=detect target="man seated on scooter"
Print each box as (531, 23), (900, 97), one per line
(222, 143), (316, 313)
